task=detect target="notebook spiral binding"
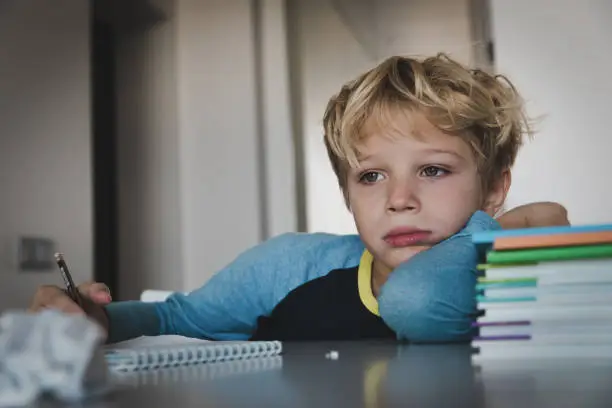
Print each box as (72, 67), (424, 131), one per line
(105, 341), (283, 372)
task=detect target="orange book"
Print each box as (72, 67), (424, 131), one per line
(493, 231), (612, 251)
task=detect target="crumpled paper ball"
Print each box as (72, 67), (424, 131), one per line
(0, 309), (110, 406)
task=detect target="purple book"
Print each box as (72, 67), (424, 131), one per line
(472, 320), (531, 327)
(474, 335), (531, 341)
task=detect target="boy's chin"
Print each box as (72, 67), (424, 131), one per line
(384, 245), (432, 269)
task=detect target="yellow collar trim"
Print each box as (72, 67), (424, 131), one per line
(357, 249), (380, 316)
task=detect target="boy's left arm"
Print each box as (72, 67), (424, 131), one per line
(378, 211), (498, 343)
(378, 203), (570, 343)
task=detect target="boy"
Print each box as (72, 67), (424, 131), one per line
(30, 54), (569, 343)
(249, 54), (535, 341)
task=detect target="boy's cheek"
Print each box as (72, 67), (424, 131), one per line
(349, 192), (384, 220)
(427, 204), (478, 238)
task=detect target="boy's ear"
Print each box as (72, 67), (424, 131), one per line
(483, 170), (511, 216)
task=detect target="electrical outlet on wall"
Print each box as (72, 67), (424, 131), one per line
(18, 237), (55, 272)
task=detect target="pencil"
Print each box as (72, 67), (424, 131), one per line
(54, 252), (83, 308)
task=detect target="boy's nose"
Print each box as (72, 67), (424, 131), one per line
(386, 181), (419, 213)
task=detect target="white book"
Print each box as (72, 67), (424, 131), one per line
(472, 356), (612, 372)
(474, 333), (612, 345)
(478, 321), (612, 338)
(481, 259), (612, 283)
(477, 304), (612, 323)
(481, 283), (612, 298)
(472, 348), (612, 365)
(471, 343), (612, 362)
(477, 295), (612, 309)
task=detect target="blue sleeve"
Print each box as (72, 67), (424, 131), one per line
(104, 301), (161, 343)
(378, 211), (501, 343)
(105, 232), (364, 343)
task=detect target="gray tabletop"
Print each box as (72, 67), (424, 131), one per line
(33, 340), (612, 407)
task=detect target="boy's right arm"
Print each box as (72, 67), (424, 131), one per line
(29, 285), (162, 343)
(106, 232), (364, 343)
(30, 232), (365, 344)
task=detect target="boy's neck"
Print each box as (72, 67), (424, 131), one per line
(371, 260), (393, 298)
(370, 246), (430, 297)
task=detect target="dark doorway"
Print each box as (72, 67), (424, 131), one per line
(91, 1), (119, 296)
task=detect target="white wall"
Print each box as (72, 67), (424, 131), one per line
(176, 0), (262, 290)
(296, 0), (481, 234)
(491, 0), (612, 224)
(378, 0), (475, 64)
(116, 0), (298, 297)
(115, 0), (183, 300)
(295, 0), (375, 235)
(259, 0), (298, 238)
(0, 0), (92, 310)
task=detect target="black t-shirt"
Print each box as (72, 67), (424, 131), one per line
(250, 262), (396, 341)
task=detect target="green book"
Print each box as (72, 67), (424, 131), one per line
(476, 262), (536, 270)
(486, 244), (612, 265)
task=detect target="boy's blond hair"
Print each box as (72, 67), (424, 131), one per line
(323, 53), (532, 203)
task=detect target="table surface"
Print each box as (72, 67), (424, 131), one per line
(33, 340), (612, 408)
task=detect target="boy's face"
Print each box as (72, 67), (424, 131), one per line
(346, 110), (507, 273)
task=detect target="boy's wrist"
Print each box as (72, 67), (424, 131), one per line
(103, 301), (161, 344)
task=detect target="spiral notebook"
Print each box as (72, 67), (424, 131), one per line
(104, 335), (283, 372)
(111, 355), (284, 387)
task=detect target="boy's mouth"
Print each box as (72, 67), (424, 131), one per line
(383, 227), (432, 248)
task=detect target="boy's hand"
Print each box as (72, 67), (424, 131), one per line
(496, 202), (570, 229)
(379, 211), (499, 342)
(379, 202), (570, 342)
(29, 282), (111, 337)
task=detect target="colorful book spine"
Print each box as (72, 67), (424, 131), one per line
(493, 231), (612, 250)
(485, 244), (612, 265)
(472, 221), (612, 359)
(471, 223), (612, 246)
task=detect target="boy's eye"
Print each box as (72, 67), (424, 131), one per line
(359, 171), (384, 184)
(420, 166), (448, 178)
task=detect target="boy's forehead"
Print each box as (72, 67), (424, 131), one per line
(356, 110), (475, 160)
(361, 108), (432, 140)
(359, 110), (440, 147)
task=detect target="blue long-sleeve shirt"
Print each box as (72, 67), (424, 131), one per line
(104, 211), (500, 343)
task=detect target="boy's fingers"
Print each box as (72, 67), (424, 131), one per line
(497, 202), (570, 229)
(78, 282), (112, 303)
(91, 291), (112, 304)
(30, 285), (63, 309)
(30, 285), (84, 314)
(78, 282), (109, 295)
(51, 295), (86, 314)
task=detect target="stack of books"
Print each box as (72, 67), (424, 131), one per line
(470, 223), (612, 362)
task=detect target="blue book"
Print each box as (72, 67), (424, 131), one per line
(472, 223), (612, 246)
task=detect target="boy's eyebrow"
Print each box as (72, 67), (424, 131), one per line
(356, 148), (469, 163)
(421, 148), (468, 161)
